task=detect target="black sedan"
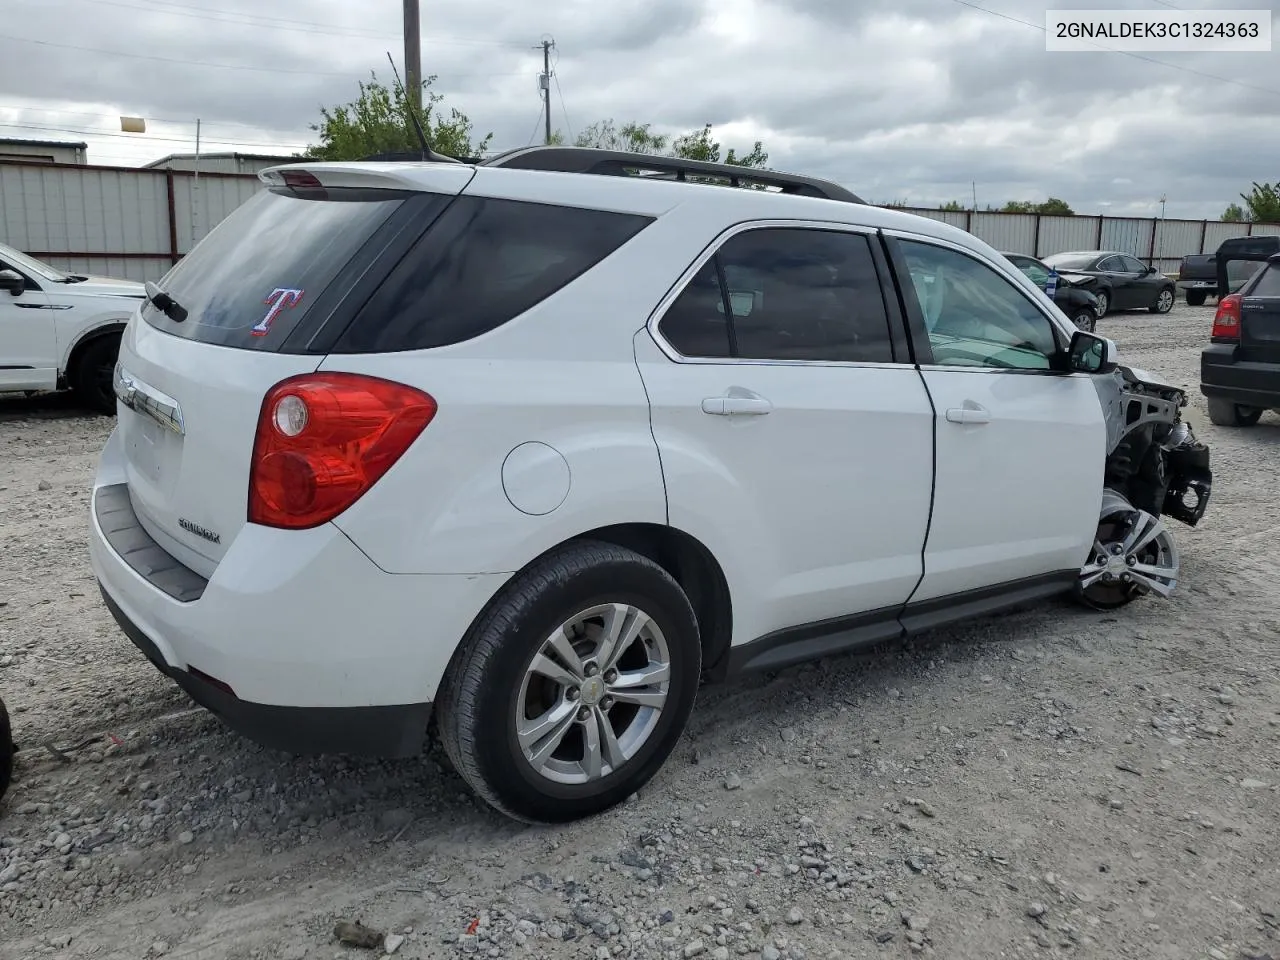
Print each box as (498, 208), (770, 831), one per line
(1002, 252), (1102, 331)
(1041, 250), (1176, 317)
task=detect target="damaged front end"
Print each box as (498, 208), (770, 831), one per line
(1079, 365), (1213, 609)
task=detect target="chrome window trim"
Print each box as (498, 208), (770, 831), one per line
(644, 218), (910, 370)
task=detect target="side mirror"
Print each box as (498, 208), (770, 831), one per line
(0, 269), (24, 296)
(1146, 265), (1159, 275)
(1066, 330), (1118, 375)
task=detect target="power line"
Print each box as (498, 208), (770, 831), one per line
(554, 73), (573, 142)
(0, 120), (306, 150)
(0, 31), (532, 79)
(79, 0), (531, 46)
(0, 103), (307, 131)
(949, 0), (1280, 97)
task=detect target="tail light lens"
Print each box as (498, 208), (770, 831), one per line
(1211, 294), (1242, 342)
(249, 373), (437, 529)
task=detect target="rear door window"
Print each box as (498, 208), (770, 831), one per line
(331, 196), (653, 353)
(142, 187), (423, 350)
(1248, 263), (1280, 297)
(657, 228), (896, 364)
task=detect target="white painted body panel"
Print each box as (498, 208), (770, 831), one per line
(0, 286), (56, 389)
(910, 368), (1107, 602)
(633, 333), (935, 646)
(90, 426), (510, 706)
(114, 316), (321, 577)
(0, 240), (143, 390)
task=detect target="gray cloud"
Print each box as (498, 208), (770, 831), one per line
(0, 0), (1276, 218)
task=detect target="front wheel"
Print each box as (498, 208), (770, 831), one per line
(1071, 310), (1097, 333)
(1150, 287), (1175, 314)
(1207, 397), (1263, 426)
(436, 540), (701, 823)
(1094, 290), (1110, 317)
(1076, 491), (1179, 610)
(71, 335), (121, 415)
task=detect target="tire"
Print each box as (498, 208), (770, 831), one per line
(0, 695), (12, 803)
(1094, 290), (1110, 317)
(1207, 397), (1263, 427)
(1186, 290), (1207, 307)
(1076, 491), (1178, 610)
(436, 540), (701, 823)
(1071, 310), (1097, 333)
(1150, 287), (1175, 314)
(71, 335), (121, 415)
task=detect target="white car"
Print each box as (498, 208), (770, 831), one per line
(87, 149), (1213, 823)
(0, 242), (145, 411)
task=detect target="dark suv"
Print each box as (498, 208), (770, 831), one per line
(1200, 252), (1280, 426)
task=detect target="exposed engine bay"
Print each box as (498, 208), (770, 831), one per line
(1079, 365), (1213, 609)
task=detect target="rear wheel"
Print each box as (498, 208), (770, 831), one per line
(71, 335), (121, 415)
(1186, 290), (1207, 307)
(1150, 287), (1175, 314)
(436, 540), (701, 823)
(1207, 397), (1263, 427)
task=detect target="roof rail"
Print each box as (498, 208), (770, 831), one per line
(479, 146), (864, 204)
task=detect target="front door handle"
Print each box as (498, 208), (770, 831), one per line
(945, 402), (991, 425)
(702, 395), (773, 416)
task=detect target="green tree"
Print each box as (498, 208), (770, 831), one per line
(1239, 181), (1280, 223)
(572, 119), (669, 154)
(562, 120), (768, 168)
(939, 200), (965, 212)
(1000, 198), (1074, 215)
(1221, 202), (1246, 222)
(1037, 197), (1073, 215)
(670, 123), (769, 167)
(304, 72), (492, 162)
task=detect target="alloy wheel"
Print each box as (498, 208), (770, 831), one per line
(515, 602), (671, 785)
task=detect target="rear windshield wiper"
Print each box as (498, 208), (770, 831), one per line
(144, 281), (188, 323)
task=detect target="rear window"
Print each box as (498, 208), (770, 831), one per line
(331, 196), (653, 353)
(1249, 263), (1280, 297)
(142, 187), (415, 350)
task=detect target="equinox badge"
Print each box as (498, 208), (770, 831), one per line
(179, 518), (221, 545)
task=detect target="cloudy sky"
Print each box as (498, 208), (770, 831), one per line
(1, 0), (1276, 218)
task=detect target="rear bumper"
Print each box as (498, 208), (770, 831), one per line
(99, 586), (432, 757)
(1200, 344), (1280, 409)
(89, 427), (511, 758)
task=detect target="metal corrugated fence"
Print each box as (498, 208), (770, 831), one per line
(0, 160), (267, 282)
(3, 159), (1279, 282)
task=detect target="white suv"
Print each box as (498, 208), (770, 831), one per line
(88, 148), (1213, 823)
(0, 242), (145, 411)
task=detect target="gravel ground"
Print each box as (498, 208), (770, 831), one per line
(1, 301), (1278, 960)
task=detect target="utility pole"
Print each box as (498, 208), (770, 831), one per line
(404, 0), (422, 116)
(539, 38), (554, 144)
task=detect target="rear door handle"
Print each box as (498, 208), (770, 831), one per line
(945, 402), (991, 425)
(702, 396), (773, 416)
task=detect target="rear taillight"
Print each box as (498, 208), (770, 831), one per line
(248, 373), (437, 529)
(1211, 294), (1242, 342)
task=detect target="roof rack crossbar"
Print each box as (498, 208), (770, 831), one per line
(479, 147), (863, 204)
